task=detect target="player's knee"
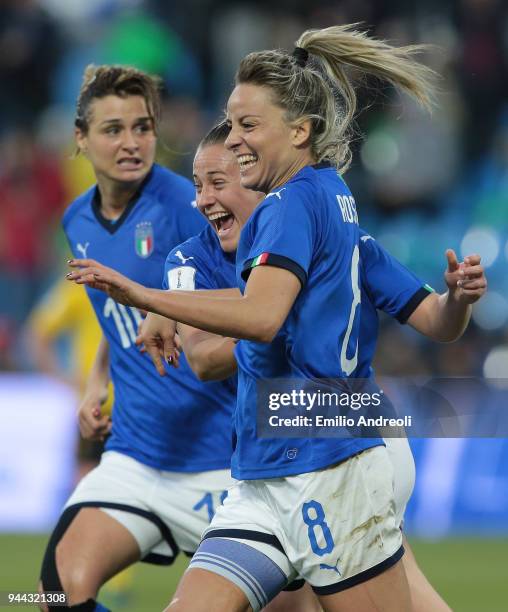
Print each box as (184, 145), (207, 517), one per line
(55, 539), (98, 601)
(40, 507), (101, 609)
(54, 538), (78, 592)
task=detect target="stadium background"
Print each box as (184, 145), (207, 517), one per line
(0, 0), (507, 609)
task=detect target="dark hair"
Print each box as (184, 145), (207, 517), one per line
(236, 24), (436, 173)
(198, 120), (231, 149)
(75, 64), (163, 134)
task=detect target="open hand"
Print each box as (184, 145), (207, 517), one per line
(67, 258), (146, 308)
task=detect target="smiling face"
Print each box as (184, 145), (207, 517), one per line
(224, 83), (314, 194)
(194, 143), (262, 252)
(75, 94), (156, 189)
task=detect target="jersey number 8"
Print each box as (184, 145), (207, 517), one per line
(302, 500), (335, 556)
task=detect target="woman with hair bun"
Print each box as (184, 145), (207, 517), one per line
(68, 26), (450, 611)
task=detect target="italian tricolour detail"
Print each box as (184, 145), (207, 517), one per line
(135, 222), (154, 258)
(251, 253), (270, 268)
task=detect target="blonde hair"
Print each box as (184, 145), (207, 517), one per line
(75, 64), (163, 134)
(236, 24), (436, 173)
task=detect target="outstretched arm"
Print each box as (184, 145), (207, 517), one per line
(408, 250), (486, 342)
(68, 259), (301, 343)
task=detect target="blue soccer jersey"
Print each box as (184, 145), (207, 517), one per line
(159, 212), (432, 479)
(63, 164), (235, 471)
(358, 231), (434, 378)
(233, 162), (382, 479)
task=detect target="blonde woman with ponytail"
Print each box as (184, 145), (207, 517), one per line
(69, 25), (442, 612)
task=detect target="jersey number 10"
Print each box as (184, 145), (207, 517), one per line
(104, 298), (143, 349)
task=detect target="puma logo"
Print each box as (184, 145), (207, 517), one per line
(265, 188), (287, 200)
(320, 556), (341, 575)
(175, 250), (194, 264)
(76, 242), (89, 258)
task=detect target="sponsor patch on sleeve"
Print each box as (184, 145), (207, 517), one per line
(168, 266), (196, 291)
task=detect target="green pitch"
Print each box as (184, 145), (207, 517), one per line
(0, 534), (506, 610)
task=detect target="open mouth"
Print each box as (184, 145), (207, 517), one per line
(208, 211), (235, 236)
(117, 157), (143, 169)
(237, 154), (258, 173)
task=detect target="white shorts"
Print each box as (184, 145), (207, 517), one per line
(65, 451), (235, 563)
(385, 436), (415, 528)
(198, 445), (403, 593)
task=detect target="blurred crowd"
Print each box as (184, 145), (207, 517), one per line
(0, 0), (507, 381)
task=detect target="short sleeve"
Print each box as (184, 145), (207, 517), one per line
(163, 240), (215, 291)
(240, 186), (315, 287)
(359, 232), (434, 323)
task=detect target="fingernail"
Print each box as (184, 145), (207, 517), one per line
(68, 259), (73, 264)
(167, 356), (173, 363)
(66, 272), (72, 278)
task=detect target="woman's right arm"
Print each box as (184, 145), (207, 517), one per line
(69, 260), (301, 343)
